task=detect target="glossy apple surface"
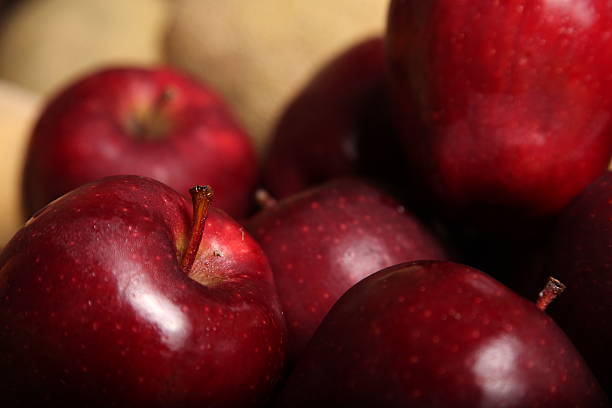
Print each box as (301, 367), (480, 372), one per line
(276, 261), (609, 407)
(263, 37), (406, 199)
(248, 178), (448, 359)
(544, 171), (612, 392)
(387, 0), (612, 230)
(0, 175), (286, 407)
(22, 67), (258, 219)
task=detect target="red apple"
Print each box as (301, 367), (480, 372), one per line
(543, 171), (612, 392)
(386, 1), (612, 231)
(276, 261), (609, 407)
(0, 175), (286, 407)
(22, 66), (258, 219)
(248, 178), (449, 359)
(263, 37), (407, 199)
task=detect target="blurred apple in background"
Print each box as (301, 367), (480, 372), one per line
(0, 0), (167, 95)
(22, 67), (258, 220)
(0, 79), (41, 247)
(164, 0), (388, 152)
(387, 0), (612, 235)
(263, 37), (408, 200)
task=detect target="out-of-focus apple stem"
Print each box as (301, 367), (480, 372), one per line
(153, 87), (175, 114)
(181, 185), (214, 274)
(536, 277), (566, 311)
(255, 189), (277, 209)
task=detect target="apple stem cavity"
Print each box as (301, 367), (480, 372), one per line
(180, 185), (214, 275)
(152, 87), (175, 116)
(536, 277), (566, 311)
(126, 87), (175, 141)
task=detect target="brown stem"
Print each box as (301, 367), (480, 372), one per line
(255, 189), (277, 209)
(536, 277), (566, 311)
(152, 87), (175, 117)
(127, 87), (175, 140)
(180, 185), (214, 274)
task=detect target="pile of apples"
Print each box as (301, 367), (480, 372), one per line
(1, 1), (611, 407)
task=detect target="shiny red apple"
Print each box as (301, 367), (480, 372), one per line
(387, 0), (612, 231)
(22, 66), (258, 219)
(544, 171), (612, 392)
(0, 175), (286, 407)
(248, 178), (449, 359)
(276, 261), (609, 407)
(263, 37), (407, 199)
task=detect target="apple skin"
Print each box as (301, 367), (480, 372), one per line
(543, 171), (612, 392)
(386, 1), (612, 230)
(0, 175), (286, 407)
(263, 37), (406, 199)
(22, 66), (258, 219)
(275, 261), (609, 407)
(248, 178), (449, 359)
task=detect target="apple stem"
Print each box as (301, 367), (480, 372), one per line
(126, 87), (175, 140)
(180, 185), (214, 275)
(153, 87), (175, 116)
(255, 189), (277, 209)
(536, 277), (566, 311)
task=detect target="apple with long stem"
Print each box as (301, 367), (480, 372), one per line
(386, 0), (612, 233)
(248, 178), (449, 360)
(0, 175), (286, 407)
(22, 66), (258, 219)
(275, 261), (609, 407)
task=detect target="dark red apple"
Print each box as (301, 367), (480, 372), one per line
(248, 178), (449, 359)
(543, 171), (612, 392)
(263, 36), (407, 199)
(275, 261), (609, 407)
(386, 1), (612, 231)
(22, 66), (258, 219)
(0, 175), (286, 407)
